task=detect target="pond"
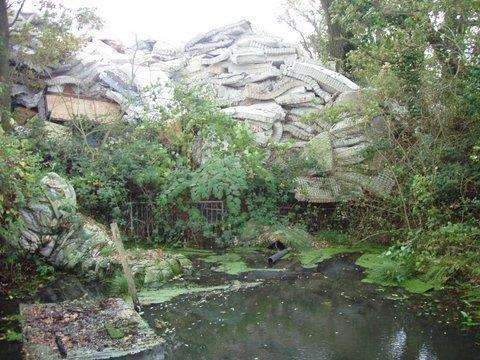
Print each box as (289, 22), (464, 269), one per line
(143, 254), (479, 360)
(1, 252), (478, 360)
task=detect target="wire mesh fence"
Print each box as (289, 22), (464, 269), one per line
(198, 200), (226, 223)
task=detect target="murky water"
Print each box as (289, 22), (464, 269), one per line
(144, 257), (479, 360)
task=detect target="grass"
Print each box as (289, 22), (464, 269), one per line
(109, 273), (129, 296)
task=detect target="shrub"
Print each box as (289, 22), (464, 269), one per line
(0, 134), (43, 245)
(31, 86), (296, 247)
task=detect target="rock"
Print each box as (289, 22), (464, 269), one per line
(17, 173), (115, 277)
(303, 132), (334, 172)
(11, 84), (43, 108)
(127, 251), (192, 288)
(222, 102), (286, 125)
(13, 106), (37, 124)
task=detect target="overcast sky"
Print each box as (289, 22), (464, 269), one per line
(51, 0), (303, 46)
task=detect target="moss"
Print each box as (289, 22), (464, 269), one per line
(105, 323), (124, 339)
(303, 132), (333, 171)
(257, 226), (314, 251)
(315, 230), (349, 245)
(239, 220), (268, 242)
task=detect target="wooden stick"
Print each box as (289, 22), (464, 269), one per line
(110, 222), (141, 312)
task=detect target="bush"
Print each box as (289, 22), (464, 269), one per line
(0, 134), (43, 244)
(32, 86), (296, 247)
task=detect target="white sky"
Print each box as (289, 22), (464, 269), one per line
(54, 0), (303, 46)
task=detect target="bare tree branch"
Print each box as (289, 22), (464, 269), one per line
(8, 0), (26, 28)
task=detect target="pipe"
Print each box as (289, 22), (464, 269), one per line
(267, 247), (291, 266)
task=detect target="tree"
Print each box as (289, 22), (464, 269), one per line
(0, 0), (10, 131)
(280, 0), (353, 72)
(319, 0), (351, 72)
(0, 0), (103, 131)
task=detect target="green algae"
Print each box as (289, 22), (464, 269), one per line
(138, 281), (262, 305)
(299, 244), (383, 269)
(173, 248), (216, 258)
(203, 253), (242, 264)
(213, 261), (251, 275)
(202, 252), (255, 275)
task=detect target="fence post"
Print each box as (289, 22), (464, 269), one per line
(110, 222), (141, 312)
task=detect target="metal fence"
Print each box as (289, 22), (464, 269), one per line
(198, 200), (226, 223)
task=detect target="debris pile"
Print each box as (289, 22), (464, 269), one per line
(176, 20), (394, 202)
(20, 298), (164, 359)
(11, 18), (394, 203)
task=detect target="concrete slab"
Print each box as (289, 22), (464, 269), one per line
(20, 298), (164, 359)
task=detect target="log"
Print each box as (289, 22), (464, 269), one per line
(110, 222), (141, 312)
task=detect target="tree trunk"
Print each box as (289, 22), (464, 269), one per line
(320, 0), (348, 73)
(0, 0), (11, 131)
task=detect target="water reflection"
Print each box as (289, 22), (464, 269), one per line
(144, 258), (478, 360)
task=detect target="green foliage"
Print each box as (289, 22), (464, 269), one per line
(10, 1), (103, 88)
(36, 263), (55, 279)
(299, 247), (352, 269)
(296, 0), (480, 293)
(356, 223), (480, 293)
(191, 156), (248, 213)
(109, 273), (129, 296)
(31, 86), (295, 247)
(4, 329), (22, 342)
(0, 134), (42, 245)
